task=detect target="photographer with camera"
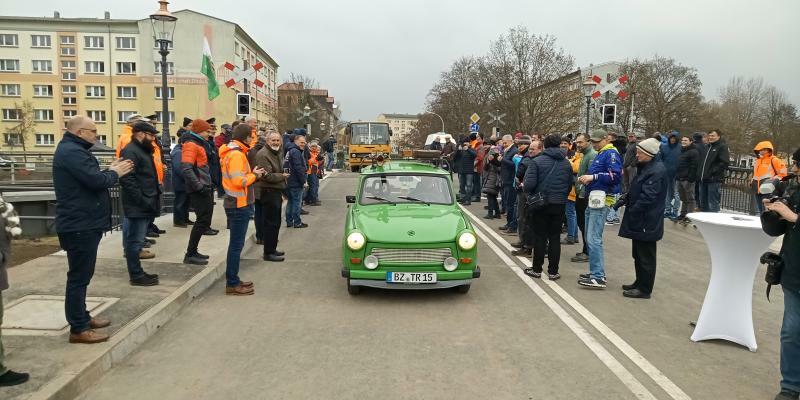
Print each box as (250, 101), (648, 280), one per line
(761, 148), (800, 400)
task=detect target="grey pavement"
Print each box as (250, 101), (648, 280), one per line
(1, 195), (252, 400)
(75, 172), (784, 400)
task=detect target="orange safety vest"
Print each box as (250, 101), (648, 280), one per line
(115, 125), (133, 158)
(568, 151), (582, 201)
(220, 140), (257, 208)
(152, 142), (165, 184)
(307, 149), (320, 175)
(753, 141), (787, 193)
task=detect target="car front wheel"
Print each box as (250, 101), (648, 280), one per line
(347, 279), (362, 295)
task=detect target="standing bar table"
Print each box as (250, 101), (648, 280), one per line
(688, 212), (774, 351)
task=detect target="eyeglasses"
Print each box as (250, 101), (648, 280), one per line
(79, 128), (98, 134)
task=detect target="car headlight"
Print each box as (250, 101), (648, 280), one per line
(346, 231), (366, 250)
(364, 255), (379, 270)
(458, 232), (477, 250)
(443, 257), (458, 271)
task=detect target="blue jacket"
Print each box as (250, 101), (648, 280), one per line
(283, 142), (307, 188)
(500, 144), (519, 187)
(586, 144), (622, 195)
(53, 132), (119, 233)
(618, 159), (668, 242)
(170, 143), (185, 192)
(523, 148), (574, 205)
(658, 131), (681, 178)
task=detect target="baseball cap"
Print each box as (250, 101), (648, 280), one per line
(589, 129), (607, 142)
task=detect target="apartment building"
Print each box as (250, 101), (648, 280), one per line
(0, 9), (278, 152)
(376, 113), (418, 152)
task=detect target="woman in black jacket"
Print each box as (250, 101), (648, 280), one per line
(522, 134), (573, 280)
(482, 149), (502, 219)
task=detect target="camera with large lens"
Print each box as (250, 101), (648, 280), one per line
(760, 251), (785, 301)
(759, 174), (797, 212)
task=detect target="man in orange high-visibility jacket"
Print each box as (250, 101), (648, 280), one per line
(304, 142), (323, 206)
(753, 140), (788, 212)
(219, 124), (265, 296)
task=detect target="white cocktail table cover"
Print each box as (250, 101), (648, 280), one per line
(688, 212), (774, 351)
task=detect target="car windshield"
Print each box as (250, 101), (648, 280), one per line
(360, 175), (453, 205)
(351, 123), (390, 145)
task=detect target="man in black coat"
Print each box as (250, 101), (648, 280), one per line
(54, 116), (133, 344)
(500, 135), (519, 233)
(616, 138), (668, 299)
(698, 129), (730, 212)
(119, 122), (162, 287)
(675, 136), (700, 221)
(455, 138), (476, 205)
(522, 134), (573, 279)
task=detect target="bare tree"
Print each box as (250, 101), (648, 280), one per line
(759, 86), (799, 155)
(715, 77), (766, 154)
(618, 56), (704, 136)
(8, 100), (35, 163)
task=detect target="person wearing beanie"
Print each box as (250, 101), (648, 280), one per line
(180, 118), (216, 265)
(615, 137), (667, 299)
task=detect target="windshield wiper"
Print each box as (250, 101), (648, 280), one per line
(364, 195), (395, 204)
(396, 196), (430, 205)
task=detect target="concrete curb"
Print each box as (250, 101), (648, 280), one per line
(25, 171), (339, 400)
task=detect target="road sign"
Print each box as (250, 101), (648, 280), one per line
(589, 74), (629, 100)
(488, 112), (506, 126)
(469, 122), (480, 133)
(470, 113), (480, 124)
(296, 107), (316, 122)
(222, 61), (265, 88)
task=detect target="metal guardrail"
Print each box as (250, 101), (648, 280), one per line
(721, 166), (756, 215)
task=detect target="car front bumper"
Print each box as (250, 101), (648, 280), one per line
(342, 267), (480, 284)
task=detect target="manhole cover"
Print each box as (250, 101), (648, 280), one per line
(2, 295), (119, 336)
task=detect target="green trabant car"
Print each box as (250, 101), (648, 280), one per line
(341, 161), (480, 295)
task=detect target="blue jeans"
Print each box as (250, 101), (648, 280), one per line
(305, 174), (320, 203)
(565, 200), (578, 240)
(585, 206), (610, 279)
(285, 187), (304, 226)
(326, 151), (335, 170)
(699, 182), (721, 212)
(173, 190), (189, 224)
(782, 286), (800, 393)
(58, 230), (103, 334)
(504, 186), (517, 230)
(606, 194), (621, 222)
(472, 172), (482, 200)
(458, 173), (474, 202)
(123, 217), (149, 279)
(664, 177), (680, 217)
(225, 206), (252, 287)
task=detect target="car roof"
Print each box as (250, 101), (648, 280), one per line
(360, 160), (449, 176)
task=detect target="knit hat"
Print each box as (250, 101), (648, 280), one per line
(637, 138), (661, 158)
(191, 118), (211, 133)
(517, 135), (532, 145)
(182, 117), (192, 128)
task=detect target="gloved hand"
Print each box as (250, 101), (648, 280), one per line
(613, 195), (627, 211)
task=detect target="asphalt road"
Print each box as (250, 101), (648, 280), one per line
(78, 172), (784, 400)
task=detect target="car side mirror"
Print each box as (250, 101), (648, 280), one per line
(346, 195), (356, 203)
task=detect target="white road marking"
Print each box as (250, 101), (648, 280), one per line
(463, 206), (692, 400)
(473, 228), (658, 400)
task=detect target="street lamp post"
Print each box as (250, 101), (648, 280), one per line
(150, 1), (177, 193)
(582, 77), (597, 135)
(427, 112), (445, 133)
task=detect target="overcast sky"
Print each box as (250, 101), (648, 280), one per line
(3, 0), (799, 122)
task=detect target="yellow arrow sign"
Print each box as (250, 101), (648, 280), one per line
(470, 113), (480, 123)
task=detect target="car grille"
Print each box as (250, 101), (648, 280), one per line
(370, 248), (452, 264)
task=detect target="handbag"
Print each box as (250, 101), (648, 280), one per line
(525, 160), (560, 211)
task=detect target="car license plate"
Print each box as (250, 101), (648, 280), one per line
(386, 272), (437, 284)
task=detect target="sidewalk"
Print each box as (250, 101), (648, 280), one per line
(2, 200), (254, 400)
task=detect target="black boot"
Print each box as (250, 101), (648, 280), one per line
(0, 370), (30, 387)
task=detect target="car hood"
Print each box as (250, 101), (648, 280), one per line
(352, 205), (467, 244)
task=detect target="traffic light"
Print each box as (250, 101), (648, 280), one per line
(601, 104), (616, 125)
(237, 93), (251, 116)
